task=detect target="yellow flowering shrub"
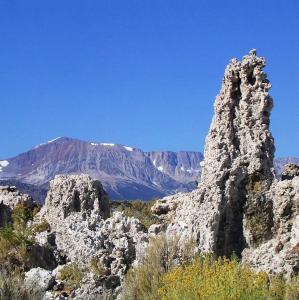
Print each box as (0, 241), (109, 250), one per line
(159, 255), (298, 300)
(122, 234), (299, 300)
(122, 234), (196, 300)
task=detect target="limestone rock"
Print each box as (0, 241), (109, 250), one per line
(0, 185), (35, 227)
(35, 175), (148, 298)
(153, 50), (276, 257)
(25, 267), (55, 291)
(0, 185), (34, 209)
(152, 50), (299, 277)
(242, 176), (299, 276)
(281, 164), (299, 180)
(41, 174), (110, 221)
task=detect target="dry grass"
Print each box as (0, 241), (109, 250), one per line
(58, 263), (84, 289)
(90, 257), (109, 277)
(31, 219), (50, 234)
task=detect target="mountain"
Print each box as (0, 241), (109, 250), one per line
(0, 137), (203, 202)
(0, 137), (297, 202)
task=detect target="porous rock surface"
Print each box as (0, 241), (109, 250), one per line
(35, 174), (148, 299)
(152, 50), (299, 276)
(0, 185), (35, 227)
(25, 267), (55, 291)
(281, 164), (299, 180)
(242, 174), (299, 275)
(0, 185), (34, 209)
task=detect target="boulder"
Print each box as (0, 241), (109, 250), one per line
(24, 267), (55, 291)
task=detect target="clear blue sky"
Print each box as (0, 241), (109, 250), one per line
(1, 0), (298, 158)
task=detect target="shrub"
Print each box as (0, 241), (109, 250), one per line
(31, 219), (50, 234)
(0, 273), (43, 300)
(285, 277), (299, 300)
(90, 258), (108, 276)
(0, 201), (40, 273)
(0, 226), (34, 272)
(123, 237), (299, 300)
(122, 234), (196, 300)
(11, 204), (33, 232)
(58, 263), (84, 289)
(159, 255), (299, 300)
(114, 200), (158, 230)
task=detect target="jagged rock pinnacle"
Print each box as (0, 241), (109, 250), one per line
(153, 50), (276, 257)
(200, 50), (275, 255)
(152, 51), (299, 276)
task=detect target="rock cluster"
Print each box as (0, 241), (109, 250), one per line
(0, 185), (34, 209)
(281, 164), (299, 180)
(34, 174), (148, 299)
(242, 175), (299, 275)
(0, 185), (35, 227)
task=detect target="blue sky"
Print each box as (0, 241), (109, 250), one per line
(0, 0), (298, 158)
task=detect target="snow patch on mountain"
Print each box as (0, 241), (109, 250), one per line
(180, 166), (200, 173)
(124, 146), (134, 152)
(35, 137), (62, 148)
(101, 143), (115, 147)
(186, 168), (200, 173)
(0, 160), (9, 172)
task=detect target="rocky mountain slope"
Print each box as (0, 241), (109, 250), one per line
(0, 138), (203, 201)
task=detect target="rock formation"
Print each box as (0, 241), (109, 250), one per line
(242, 171), (299, 275)
(1, 50), (298, 299)
(0, 185), (35, 227)
(34, 174), (148, 299)
(152, 50), (299, 276)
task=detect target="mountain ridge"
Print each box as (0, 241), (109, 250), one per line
(0, 136), (298, 202)
(0, 137), (203, 201)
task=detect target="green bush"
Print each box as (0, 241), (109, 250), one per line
(11, 204), (33, 232)
(0, 203), (37, 273)
(0, 226), (34, 272)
